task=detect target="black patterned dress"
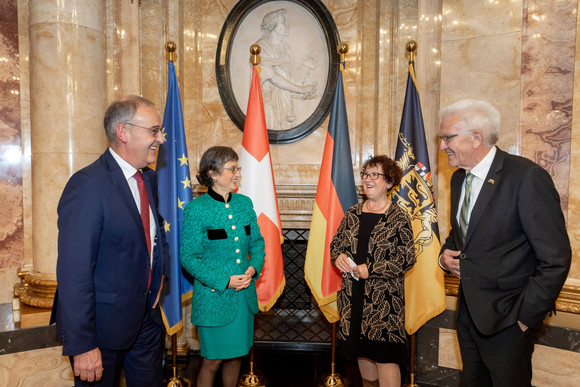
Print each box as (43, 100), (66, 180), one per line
(331, 202), (416, 364)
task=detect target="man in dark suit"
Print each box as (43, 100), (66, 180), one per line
(52, 96), (168, 386)
(438, 99), (571, 386)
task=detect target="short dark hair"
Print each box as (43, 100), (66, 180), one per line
(196, 146), (239, 188)
(103, 95), (155, 143)
(362, 155), (402, 193)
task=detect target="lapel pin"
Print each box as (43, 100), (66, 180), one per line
(487, 178), (495, 184)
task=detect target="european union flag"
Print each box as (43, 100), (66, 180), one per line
(157, 61), (193, 335)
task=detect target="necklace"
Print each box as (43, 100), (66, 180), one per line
(364, 199), (390, 213)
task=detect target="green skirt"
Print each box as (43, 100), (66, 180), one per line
(198, 292), (254, 360)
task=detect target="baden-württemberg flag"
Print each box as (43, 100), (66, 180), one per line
(157, 61), (193, 335)
(304, 62), (357, 323)
(393, 62), (446, 335)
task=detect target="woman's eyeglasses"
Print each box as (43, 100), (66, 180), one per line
(360, 171), (385, 180)
(223, 166), (243, 174)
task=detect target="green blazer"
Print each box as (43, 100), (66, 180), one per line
(180, 188), (265, 327)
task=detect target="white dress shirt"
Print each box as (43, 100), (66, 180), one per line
(109, 147), (156, 263)
(456, 146), (497, 227)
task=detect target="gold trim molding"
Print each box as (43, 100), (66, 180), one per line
(277, 184), (317, 229)
(444, 276), (580, 315)
(15, 270), (57, 309)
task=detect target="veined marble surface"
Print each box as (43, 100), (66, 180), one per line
(0, 0), (24, 303)
(0, 346), (73, 387)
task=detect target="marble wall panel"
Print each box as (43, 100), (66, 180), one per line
(442, 0), (522, 40)
(438, 0), (522, 240)
(519, 0), (575, 218)
(415, 0), (443, 191)
(0, 0), (24, 279)
(569, 0), (580, 280)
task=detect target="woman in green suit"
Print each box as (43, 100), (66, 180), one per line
(180, 146), (265, 387)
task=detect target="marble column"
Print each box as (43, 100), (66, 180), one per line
(20, 0), (107, 308)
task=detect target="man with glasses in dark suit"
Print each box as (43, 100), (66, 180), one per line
(438, 99), (571, 387)
(52, 96), (168, 386)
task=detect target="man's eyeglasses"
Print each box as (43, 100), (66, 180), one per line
(360, 171), (385, 180)
(223, 166), (243, 174)
(439, 134), (459, 143)
(124, 122), (164, 137)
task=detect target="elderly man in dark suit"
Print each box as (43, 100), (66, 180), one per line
(52, 96), (168, 386)
(438, 99), (571, 387)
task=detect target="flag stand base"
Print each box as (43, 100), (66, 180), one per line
(165, 372), (191, 387)
(318, 324), (349, 387)
(318, 372), (349, 387)
(237, 371), (266, 387)
(238, 347), (266, 387)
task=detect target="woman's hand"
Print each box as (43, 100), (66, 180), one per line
(228, 274), (252, 291)
(245, 266), (256, 278)
(352, 264), (369, 280)
(334, 253), (352, 274)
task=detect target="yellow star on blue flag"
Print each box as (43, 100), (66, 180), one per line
(181, 176), (191, 190)
(178, 154), (188, 166)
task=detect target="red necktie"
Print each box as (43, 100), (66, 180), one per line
(133, 171), (151, 290)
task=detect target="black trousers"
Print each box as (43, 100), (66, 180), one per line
(456, 296), (538, 387)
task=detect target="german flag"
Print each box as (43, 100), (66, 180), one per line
(305, 62), (357, 323)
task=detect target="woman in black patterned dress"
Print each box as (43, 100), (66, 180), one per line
(331, 155), (416, 387)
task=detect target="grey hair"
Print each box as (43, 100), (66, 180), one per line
(440, 99), (500, 146)
(103, 95), (155, 143)
(196, 146), (239, 188)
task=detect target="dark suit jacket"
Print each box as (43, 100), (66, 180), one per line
(441, 148), (571, 335)
(52, 149), (168, 356)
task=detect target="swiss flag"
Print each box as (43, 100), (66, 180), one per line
(237, 65), (285, 311)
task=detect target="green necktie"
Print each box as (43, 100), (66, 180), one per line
(459, 172), (475, 240)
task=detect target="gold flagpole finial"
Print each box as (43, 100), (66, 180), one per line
(165, 41), (177, 63)
(406, 40), (417, 63)
(250, 44), (261, 66)
(338, 43), (349, 62)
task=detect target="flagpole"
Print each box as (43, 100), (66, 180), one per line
(163, 40), (191, 387)
(237, 43), (267, 387)
(317, 43), (351, 387)
(402, 40), (419, 387)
